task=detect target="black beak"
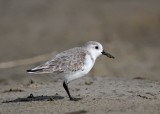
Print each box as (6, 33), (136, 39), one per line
(101, 50), (115, 59)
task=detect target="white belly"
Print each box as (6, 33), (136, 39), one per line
(65, 54), (94, 83)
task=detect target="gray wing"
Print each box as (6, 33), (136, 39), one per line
(28, 47), (87, 74)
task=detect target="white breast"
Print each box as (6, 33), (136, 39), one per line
(82, 54), (94, 75)
(65, 54), (95, 83)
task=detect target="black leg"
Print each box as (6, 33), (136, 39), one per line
(63, 81), (73, 100)
(63, 81), (82, 101)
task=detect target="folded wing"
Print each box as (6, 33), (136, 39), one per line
(27, 47), (86, 74)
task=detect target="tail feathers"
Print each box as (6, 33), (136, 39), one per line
(26, 69), (43, 73)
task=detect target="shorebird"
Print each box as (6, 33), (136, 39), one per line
(27, 41), (114, 101)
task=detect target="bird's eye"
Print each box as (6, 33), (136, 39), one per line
(95, 46), (99, 49)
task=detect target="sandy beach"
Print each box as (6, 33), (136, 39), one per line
(0, 0), (160, 114)
(0, 76), (160, 114)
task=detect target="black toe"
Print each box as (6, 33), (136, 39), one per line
(70, 97), (82, 101)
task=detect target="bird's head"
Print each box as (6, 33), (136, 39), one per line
(84, 41), (115, 60)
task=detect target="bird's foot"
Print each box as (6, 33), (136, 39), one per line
(70, 97), (82, 101)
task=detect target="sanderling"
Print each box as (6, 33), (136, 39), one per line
(27, 41), (114, 101)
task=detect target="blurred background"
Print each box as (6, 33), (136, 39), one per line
(0, 0), (160, 85)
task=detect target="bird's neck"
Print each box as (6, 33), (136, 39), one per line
(88, 50), (99, 62)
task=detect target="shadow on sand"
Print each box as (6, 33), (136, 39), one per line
(2, 94), (64, 103)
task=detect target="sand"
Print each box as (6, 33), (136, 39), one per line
(0, 0), (160, 114)
(0, 76), (160, 114)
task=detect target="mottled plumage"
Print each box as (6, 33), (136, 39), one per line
(31, 47), (89, 74)
(27, 41), (114, 101)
